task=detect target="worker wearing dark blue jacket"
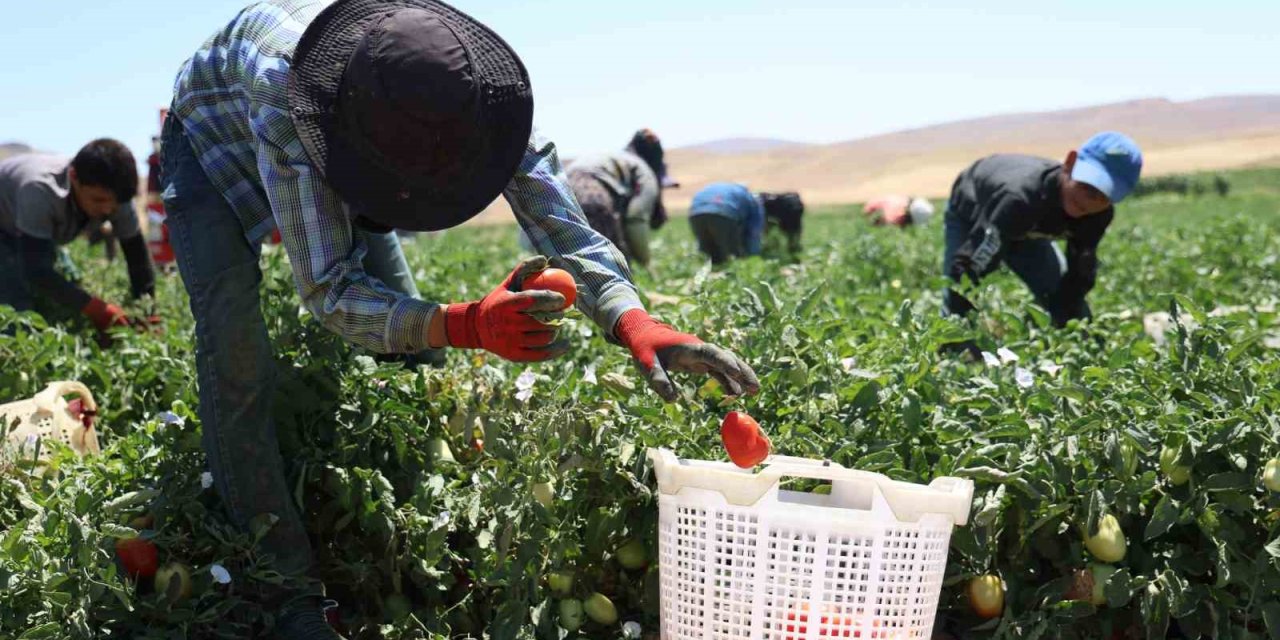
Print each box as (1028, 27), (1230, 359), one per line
(689, 182), (804, 264)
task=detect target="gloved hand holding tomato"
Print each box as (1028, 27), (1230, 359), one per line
(444, 256), (570, 362)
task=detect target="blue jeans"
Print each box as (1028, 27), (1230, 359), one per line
(0, 232), (33, 312)
(942, 213), (1087, 322)
(160, 117), (434, 578)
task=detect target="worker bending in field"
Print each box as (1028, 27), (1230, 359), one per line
(565, 129), (678, 268)
(862, 195), (934, 227)
(0, 139), (156, 336)
(943, 132), (1143, 327)
(163, 1), (758, 637)
(688, 182), (805, 264)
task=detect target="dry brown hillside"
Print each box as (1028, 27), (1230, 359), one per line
(0, 143), (33, 161)
(469, 95), (1280, 225)
(662, 95), (1280, 208)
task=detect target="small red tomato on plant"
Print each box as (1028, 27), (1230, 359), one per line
(721, 411), (772, 468)
(521, 267), (576, 308)
(115, 537), (159, 579)
(1064, 568), (1094, 602)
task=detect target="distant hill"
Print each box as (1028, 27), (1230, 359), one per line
(466, 94), (1280, 224)
(674, 137), (810, 155)
(0, 142), (32, 161)
(660, 95), (1280, 208)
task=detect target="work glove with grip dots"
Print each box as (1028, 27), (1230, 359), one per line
(445, 256), (569, 362)
(81, 298), (129, 331)
(613, 309), (760, 402)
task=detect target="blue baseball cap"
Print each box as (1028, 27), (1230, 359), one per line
(1071, 131), (1143, 203)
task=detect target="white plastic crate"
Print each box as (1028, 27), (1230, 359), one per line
(2, 381), (100, 461)
(648, 448), (973, 640)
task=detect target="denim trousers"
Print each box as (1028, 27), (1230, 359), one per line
(0, 232), (32, 312)
(689, 214), (745, 265)
(160, 117), (430, 579)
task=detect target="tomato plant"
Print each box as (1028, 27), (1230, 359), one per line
(2, 167), (1280, 639)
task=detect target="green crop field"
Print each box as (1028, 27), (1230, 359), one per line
(3, 167), (1280, 639)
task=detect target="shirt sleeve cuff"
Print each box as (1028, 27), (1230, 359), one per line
(384, 297), (439, 354)
(594, 286), (645, 345)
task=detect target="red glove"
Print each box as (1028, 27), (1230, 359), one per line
(445, 257), (569, 362)
(615, 309), (702, 370)
(81, 298), (129, 332)
(614, 309), (760, 401)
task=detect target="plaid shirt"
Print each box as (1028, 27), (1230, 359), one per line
(170, 0), (641, 354)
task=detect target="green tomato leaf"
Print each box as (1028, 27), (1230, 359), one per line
(1145, 495), (1181, 541)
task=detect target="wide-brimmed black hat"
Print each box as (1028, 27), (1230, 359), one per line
(289, 0), (533, 231)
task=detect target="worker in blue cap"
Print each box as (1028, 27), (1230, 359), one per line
(942, 131), (1143, 327)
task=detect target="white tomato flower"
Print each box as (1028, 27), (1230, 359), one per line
(157, 411), (185, 427)
(623, 621), (642, 638)
(210, 564), (232, 585)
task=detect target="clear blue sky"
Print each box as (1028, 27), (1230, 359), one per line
(0, 0), (1276, 168)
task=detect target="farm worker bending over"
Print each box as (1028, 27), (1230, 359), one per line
(688, 182), (805, 264)
(162, 1), (758, 636)
(566, 129), (679, 268)
(942, 132), (1143, 327)
(0, 140), (156, 336)
(863, 195), (934, 227)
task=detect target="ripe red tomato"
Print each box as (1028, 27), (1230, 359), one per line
(521, 268), (577, 308)
(115, 537), (158, 579)
(721, 411), (772, 468)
